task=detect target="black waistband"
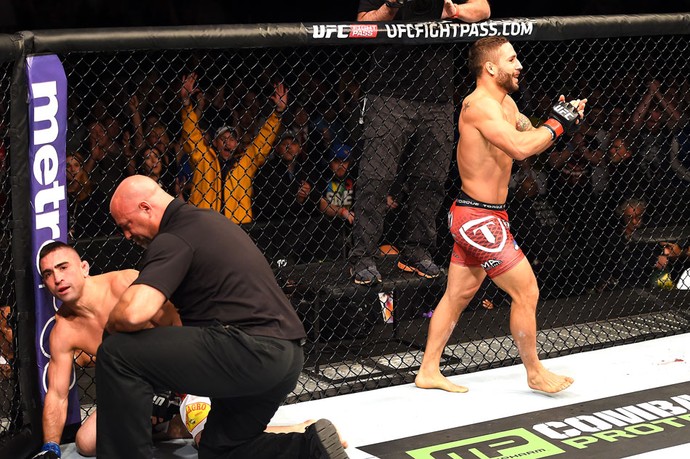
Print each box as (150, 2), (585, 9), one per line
(182, 321), (305, 346)
(455, 190), (506, 211)
(216, 322), (306, 346)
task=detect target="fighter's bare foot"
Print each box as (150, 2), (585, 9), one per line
(528, 369), (573, 394)
(415, 371), (469, 393)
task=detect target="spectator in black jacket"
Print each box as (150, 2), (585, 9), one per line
(252, 131), (317, 222)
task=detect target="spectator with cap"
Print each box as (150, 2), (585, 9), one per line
(312, 143), (356, 261)
(179, 72), (287, 224)
(252, 130), (320, 263)
(253, 130), (318, 223)
(316, 143), (355, 224)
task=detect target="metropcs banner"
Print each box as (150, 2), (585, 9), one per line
(26, 54), (80, 425)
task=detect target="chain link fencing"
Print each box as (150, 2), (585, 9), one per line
(0, 57), (18, 448)
(1, 14), (690, 453)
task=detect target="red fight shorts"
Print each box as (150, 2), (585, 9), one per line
(448, 194), (525, 278)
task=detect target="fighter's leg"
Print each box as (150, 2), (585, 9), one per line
(181, 393), (348, 449)
(491, 258), (573, 393)
(161, 414), (192, 441)
(265, 420), (315, 435)
(75, 410), (97, 457)
(415, 262), (486, 392)
(75, 395), (189, 455)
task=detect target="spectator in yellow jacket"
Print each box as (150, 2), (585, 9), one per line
(179, 72), (287, 224)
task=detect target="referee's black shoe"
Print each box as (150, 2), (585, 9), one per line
(305, 418), (349, 459)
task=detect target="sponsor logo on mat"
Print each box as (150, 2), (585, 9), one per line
(361, 382), (690, 458)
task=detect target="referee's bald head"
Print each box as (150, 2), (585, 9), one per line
(110, 175), (174, 247)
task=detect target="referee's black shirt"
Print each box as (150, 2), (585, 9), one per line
(133, 199), (307, 341)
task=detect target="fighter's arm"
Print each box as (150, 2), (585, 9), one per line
(113, 269), (140, 294)
(516, 113), (536, 132)
(359, 0), (490, 22)
(150, 301), (182, 327)
(357, 2), (398, 22)
(105, 284), (167, 333)
(465, 98), (554, 160)
(443, 0), (491, 21)
(42, 324), (76, 444)
(107, 269), (180, 329)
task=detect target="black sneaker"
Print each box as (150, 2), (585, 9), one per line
(305, 419), (349, 459)
(397, 258), (441, 279)
(350, 263), (382, 285)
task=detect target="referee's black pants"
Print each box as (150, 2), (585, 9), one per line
(96, 324), (307, 459)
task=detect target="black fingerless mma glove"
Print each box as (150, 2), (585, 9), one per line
(152, 390), (182, 423)
(542, 101), (582, 141)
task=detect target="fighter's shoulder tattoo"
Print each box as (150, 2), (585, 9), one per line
(516, 113), (534, 132)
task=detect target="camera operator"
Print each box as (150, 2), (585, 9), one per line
(349, 0), (490, 285)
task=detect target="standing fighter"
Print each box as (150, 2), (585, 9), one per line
(415, 36), (586, 394)
(102, 175), (347, 458)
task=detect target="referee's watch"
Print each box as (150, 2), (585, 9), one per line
(385, 0), (402, 8)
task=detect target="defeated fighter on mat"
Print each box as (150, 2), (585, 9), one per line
(415, 36), (586, 394)
(32, 242), (338, 458)
(32, 241), (183, 458)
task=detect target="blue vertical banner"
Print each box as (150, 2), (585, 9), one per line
(26, 54), (81, 425)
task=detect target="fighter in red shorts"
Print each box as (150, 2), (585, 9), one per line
(415, 36), (587, 394)
(449, 191), (524, 278)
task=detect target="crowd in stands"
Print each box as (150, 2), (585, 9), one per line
(61, 53), (690, 296)
(509, 75), (690, 293)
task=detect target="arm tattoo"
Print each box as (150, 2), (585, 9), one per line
(516, 113), (534, 132)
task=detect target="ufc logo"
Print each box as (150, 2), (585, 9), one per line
(312, 24), (350, 39)
(553, 103), (576, 120)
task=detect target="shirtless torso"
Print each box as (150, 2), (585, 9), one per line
(38, 245), (180, 455)
(457, 80), (558, 204)
(415, 37), (585, 395)
(52, 270), (138, 356)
